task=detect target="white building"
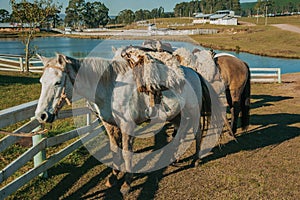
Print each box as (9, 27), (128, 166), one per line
(193, 10), (238, 26)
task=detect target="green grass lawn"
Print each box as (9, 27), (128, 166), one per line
(0, 71), (78, 197)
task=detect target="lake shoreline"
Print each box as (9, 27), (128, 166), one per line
(1, 32), (299, 59)
(55, 34), (300, 59)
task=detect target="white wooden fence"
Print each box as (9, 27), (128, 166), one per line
(0, 100), (104, 199)
(0, 54), (282, 83)
(0, 54), (44, 73)
(250, 68), (281, 83)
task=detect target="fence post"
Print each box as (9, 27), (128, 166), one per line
(86, 101), (91, 126)
(31, 120), (48, 178)
(278, 68), (282, 83)
(19, 57), (24, 72)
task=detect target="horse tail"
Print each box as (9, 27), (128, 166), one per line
(241, 62), (251, 130)
(199, 75), (212, 131)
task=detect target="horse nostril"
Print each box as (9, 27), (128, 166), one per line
(40, 112), (48, 121)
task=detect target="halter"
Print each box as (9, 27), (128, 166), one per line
(43, 65), (72, 115)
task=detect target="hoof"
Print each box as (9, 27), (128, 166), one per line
(105, 174), (118, 188)
(120, 183), (131, 195)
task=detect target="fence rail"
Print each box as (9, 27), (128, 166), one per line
(0, 54), (282, 83)
(0, 99), (102, 199)
(250, 68), (281, 83)
(0, 54), (43, 73)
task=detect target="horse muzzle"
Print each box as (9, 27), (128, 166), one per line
(37, 111), (55, 123)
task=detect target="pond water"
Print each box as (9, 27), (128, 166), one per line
(0, 37), (299, 74)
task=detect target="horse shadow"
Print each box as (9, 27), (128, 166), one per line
(203, 93), (299, 163)
(133, 93), (300, 197)
(40, 94), (299, 199)
(250, 94), (293, 109)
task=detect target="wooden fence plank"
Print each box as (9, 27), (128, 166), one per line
(0, 119), (40, 153)
(0, 57), (20, 64)
(57, 107), (91, 119)
(0, 64), (21, 69)
(250, 68), (281, 83)
(46, 120), (99, 147)
(0, 128), (101, 200)
(0, 138), (46, 183)
(0, 100), (38, 129)
(0, 68), (20, 72)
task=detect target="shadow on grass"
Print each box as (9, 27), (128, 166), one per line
(0, 74), (40, 86)
(32, 94), (299, 199)
(202, 93), (299, 163)
(251, 94), (293, 109)
(40, 155), (110, 200)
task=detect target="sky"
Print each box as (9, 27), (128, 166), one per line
(1, 0), (257, 15)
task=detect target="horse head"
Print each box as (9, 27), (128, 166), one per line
(35, 53), (75, 123)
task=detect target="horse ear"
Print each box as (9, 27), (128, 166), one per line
(192, 48), (201, 54)
(36, 54), (49, 65)
(56, 53), (71, 66)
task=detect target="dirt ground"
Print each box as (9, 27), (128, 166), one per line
(25, 73), (298, 200)
(272, 24), (300, 34)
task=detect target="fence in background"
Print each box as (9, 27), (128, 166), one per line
(250, 68), (281, 83)
(0, 99), (103, 199)
(0, 54), (282, 83)
(0, 54), (43, 73)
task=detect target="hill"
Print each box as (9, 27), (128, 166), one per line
(241, 0), (300, 14)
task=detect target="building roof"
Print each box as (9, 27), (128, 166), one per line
(194, 13), (213, 18)
(209, 14), (228, 20)
(216, 10), (232, 13)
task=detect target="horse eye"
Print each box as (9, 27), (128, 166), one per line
(54, 81), (61, 86)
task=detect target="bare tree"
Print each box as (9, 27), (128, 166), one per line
(10, 0), (61, 72)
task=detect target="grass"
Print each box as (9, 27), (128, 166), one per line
(121, 16), (300, 58)
(241, 15), (300, 26)
(0, 23), (300, 198)
(190, 24), (300, 58)
(0, 71), (41, 110)
(0, 71), (77, 196)
(0, 71), (299, 199)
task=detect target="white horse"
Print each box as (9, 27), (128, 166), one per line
(35, 53), (210, 194)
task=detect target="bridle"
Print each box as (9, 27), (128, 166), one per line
(43, 65), (72, 115)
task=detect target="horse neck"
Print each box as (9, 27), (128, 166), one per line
(71, 57), (129, 103)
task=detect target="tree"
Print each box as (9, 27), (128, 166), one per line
(174, 1), (202, 17)
(0, 9), (10, 22)
(117, 9), (135, 24)
(83, 2), (109, 28)
(64, 0), (85, 28)
(10, 0), (61, 72)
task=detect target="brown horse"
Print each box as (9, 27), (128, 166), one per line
(213, 53), (251, 134)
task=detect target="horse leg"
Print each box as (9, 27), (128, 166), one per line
(102, 122), (122, 188)
(230, 87), (242, 134)
(120, 128), (134, 195)
(192, 126), (202, 167)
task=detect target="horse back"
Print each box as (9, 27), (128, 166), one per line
(215, 55), (249, 87)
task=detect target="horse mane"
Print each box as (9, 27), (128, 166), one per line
(69, 57), (131, 84)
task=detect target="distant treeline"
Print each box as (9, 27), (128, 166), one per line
(242, 0), (300, 16)
(1, 0), (300, 28)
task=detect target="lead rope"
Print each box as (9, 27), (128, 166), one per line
(0, 129), (48, 137)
